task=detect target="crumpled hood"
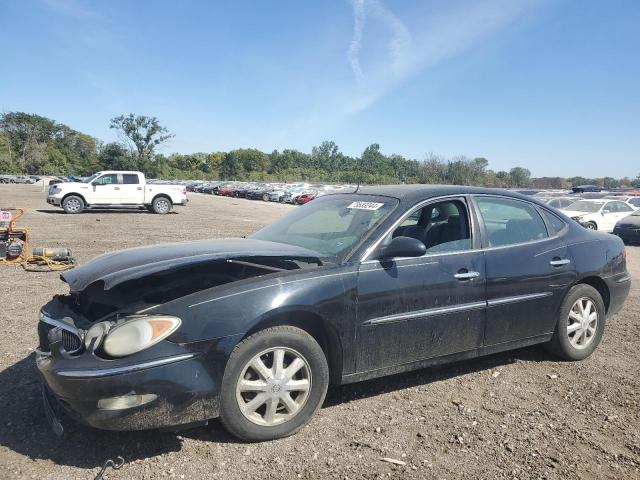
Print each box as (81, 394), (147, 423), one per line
(61, 238), (321, 292)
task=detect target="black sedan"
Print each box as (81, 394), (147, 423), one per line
(36, 186), (630, 441)
(614, 211), (640, 244)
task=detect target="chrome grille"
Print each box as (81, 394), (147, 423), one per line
(38, 313), (84, 354)
(62, 329), (82, 352)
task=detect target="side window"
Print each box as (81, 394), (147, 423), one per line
(538, 208), (567, 236)
(630, 198), (640, 208)
(391, 200), (471, 253)
(122, 174), (140, 185)
(617, 202), (633, 212)
(475, 197), (548, 247)
(94, 174), (118, 185)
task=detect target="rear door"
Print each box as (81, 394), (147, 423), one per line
(473, 195), (576, 345)
(355, 197), (486, 372)
(119, 173), (145, 204)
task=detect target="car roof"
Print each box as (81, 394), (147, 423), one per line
(347, 184), (536, 204)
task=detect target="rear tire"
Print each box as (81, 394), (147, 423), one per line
(545, 284), (606, 361)
(151, 196), (172, 214)
(219, 326), (329, 441)
(585, 222), (597, 230)
(62, 195), (84, 214)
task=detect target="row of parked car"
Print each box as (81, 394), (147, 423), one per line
(0, 174), (38, 184)
(530, 190), (640, 243)
(186, 181), (356, 205)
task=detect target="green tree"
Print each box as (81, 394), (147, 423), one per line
(509, 167), (531, 187)
(110, 114), (174, 172)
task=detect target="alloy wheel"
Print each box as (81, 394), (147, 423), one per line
(567, 297), (598, 349)
(235, 347), (312, 426)
(65, 198), (81, 212)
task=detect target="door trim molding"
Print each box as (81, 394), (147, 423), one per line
(362, 300), (487, 326)
(362, 291), (553, 327)
(487, 292), (552, 307)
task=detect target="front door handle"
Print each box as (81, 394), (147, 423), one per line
(550, 258), (570, 267)
(137, 187), (143, 190)
(114, 187), (120, 190)
(454, 270), (480, 280)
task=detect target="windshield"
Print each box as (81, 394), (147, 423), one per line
(252, 194), (398, 261)
(566, 200), (604, 213)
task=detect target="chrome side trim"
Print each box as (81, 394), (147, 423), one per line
(487, 292), (552, 307)
(57, 353), (196, 378)
(615, 274), (631, 284)
(362, 301), (487, 326)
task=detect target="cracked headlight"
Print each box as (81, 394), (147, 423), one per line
(103, 315), (181, 358)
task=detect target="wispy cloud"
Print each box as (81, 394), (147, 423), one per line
(343, 0), (541, 114)
(347, 0), (366, 83)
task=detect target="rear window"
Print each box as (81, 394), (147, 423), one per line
(122, 174), (139, 184)
(475, 197), (548, 247)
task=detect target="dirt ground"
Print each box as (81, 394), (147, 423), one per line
(0, 184), (639, 480)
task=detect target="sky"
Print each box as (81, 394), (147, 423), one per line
(0, 0), (638, 178)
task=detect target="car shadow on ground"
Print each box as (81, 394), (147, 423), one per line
(36, 209), (177, 215)
(0, 346), (557, 470)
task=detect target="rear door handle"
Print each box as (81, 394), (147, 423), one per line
(550, 258), (570, 267)
(114, 186), (120, 190)
(454, 270), (480, 280)
(137, 187), (143, 190)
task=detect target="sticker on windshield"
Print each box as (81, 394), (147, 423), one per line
(347, 201), (384, 211)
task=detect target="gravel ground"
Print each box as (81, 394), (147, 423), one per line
(0, 184), (639, 480)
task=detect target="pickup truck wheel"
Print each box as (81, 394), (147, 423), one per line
(584, 222), (597, 230)
(219, 326), (329, 441)
(152, 197), (172, 214)
(62, 195), (84, 214)
(544, 284), (606, 361)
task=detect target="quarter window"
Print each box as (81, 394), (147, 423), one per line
(476, 197), (548, 247)
(538, 208), (567, 236)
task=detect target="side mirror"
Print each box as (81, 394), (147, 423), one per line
(602, 210), (610, 214)
(379, 236), (427, 260)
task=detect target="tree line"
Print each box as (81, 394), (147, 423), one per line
(0, 111), (637, 188)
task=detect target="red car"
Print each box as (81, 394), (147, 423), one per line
(217, 185), (238, 197)
(297, 192), (317, 204)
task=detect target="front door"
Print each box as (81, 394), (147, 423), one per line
(90, 173), (120, 204)
(601, 201), (635, 232)
(473, 195), (577, 345)
(355, 198), (486, 373)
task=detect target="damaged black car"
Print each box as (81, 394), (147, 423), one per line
(37, 186), (630, 441)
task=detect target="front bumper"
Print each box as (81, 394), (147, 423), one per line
(47, 196), (62, 206)
(35, 306), (231, 431)
(37, 347), (219, 431)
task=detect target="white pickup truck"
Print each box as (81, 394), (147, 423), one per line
(46, 171), (188, 214)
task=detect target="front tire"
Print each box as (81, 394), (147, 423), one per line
(219, 326), (329, 441)
(62, 195), (84, 214)
(545, 284), (606, 361)
(151, 196), (172, 214)
(585, 222), (597, 230)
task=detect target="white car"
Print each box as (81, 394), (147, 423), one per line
(561, 199), (636, 232)
(602, 196), (640, 209)
(46, 171), (188, 214)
